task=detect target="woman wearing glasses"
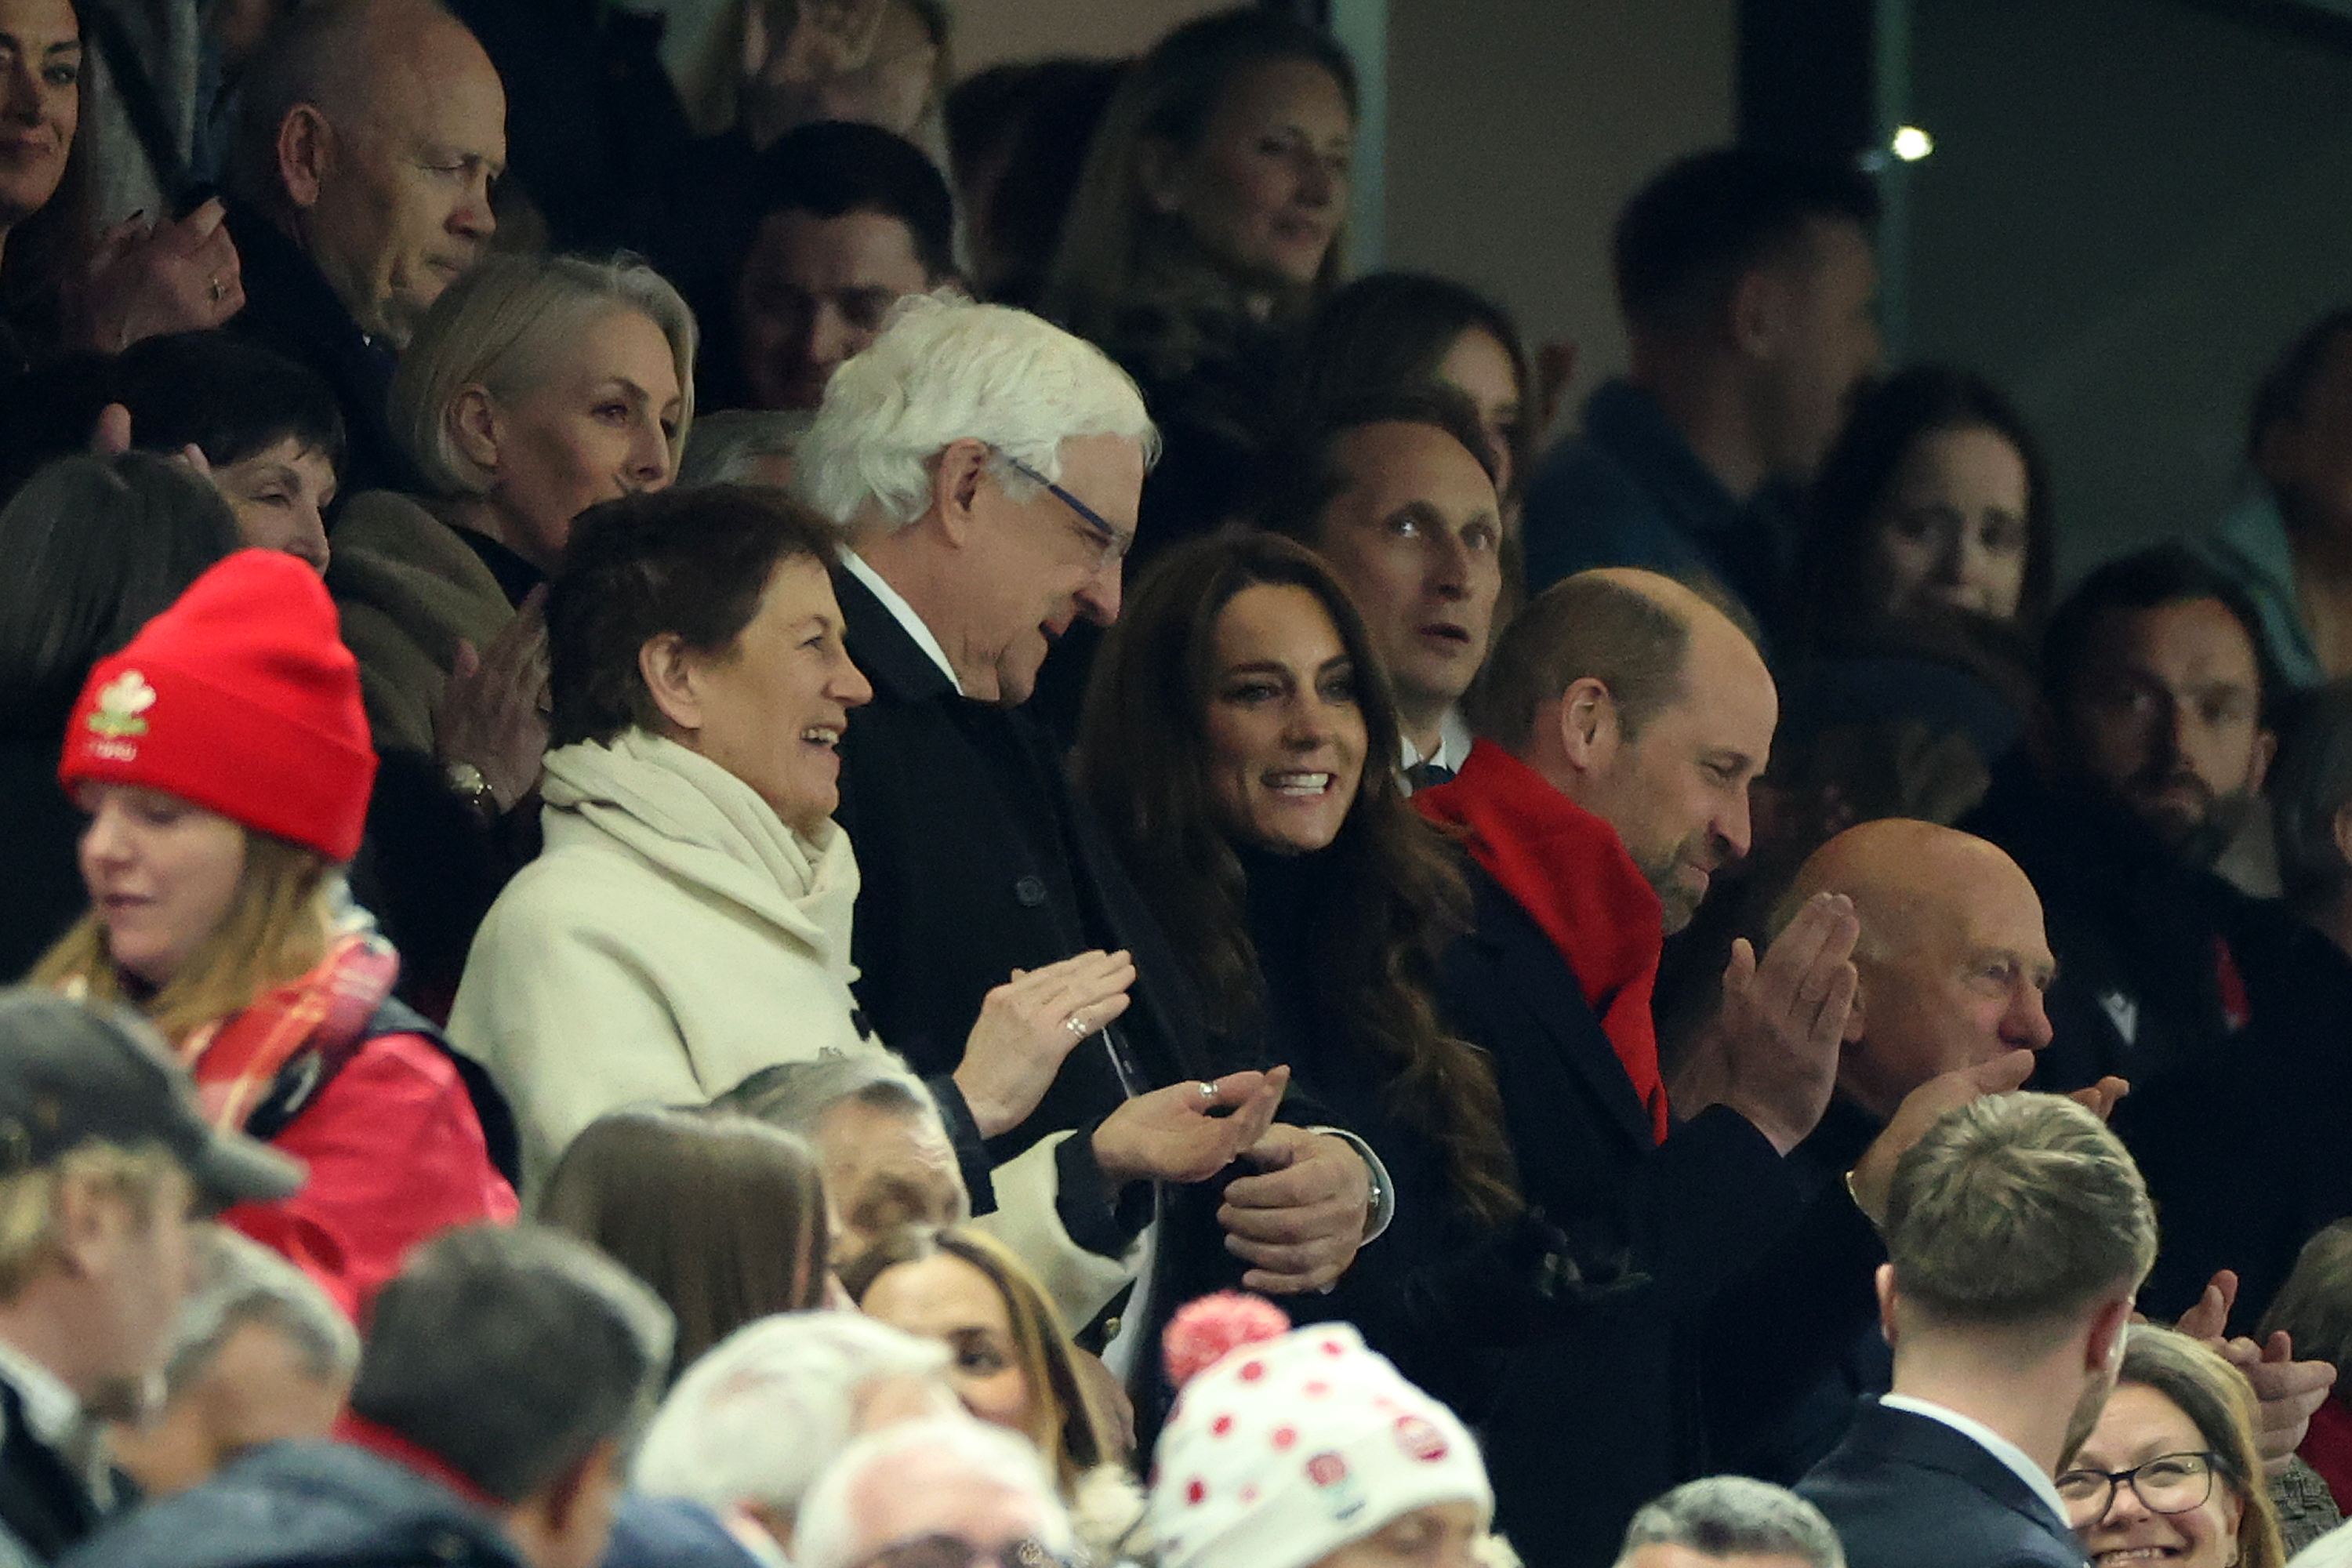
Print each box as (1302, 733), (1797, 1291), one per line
(2058, 1325), (2285, 1568)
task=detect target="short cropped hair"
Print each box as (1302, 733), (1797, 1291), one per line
(2270, 681), (2352, 909)
(108, 331), (347, 473)
(634, 1313), (950, 1523)
(1469, 572), (1693, 752)
(548, 485), (844, 749)
(793, 1416), (1073, 1568)
(1257, 386), (1500, 547)
(746, 122), (956, 283)
(1614, 147), (1881, 338)
(793, 294), (1157, 533)
(348, 1223), (673, 1505)
(677, 409), (810, 489)
(713, 1053), (942, 1142)
(161, 1228), (358, 1401)
(390, 252), (696, 499)
(1884, 1094), (2156, 1331)
(1617, 1476), (1845, 1568)
(2041, 544), (2283, 728)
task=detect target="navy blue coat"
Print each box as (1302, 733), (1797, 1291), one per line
(1799, 1400), (2087, 1568)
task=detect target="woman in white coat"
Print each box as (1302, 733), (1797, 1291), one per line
(448, 485), (1136, 1186)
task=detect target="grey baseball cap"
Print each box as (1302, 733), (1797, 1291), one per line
(0, 989), (304, 1207)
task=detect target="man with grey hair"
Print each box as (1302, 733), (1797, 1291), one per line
(222, 0), (507, 494)
(64, 1223), (672, 1568)
(717, 1058), (969, 1272)
(633, 1313), (958, 1559)
(109, 1229), (358, 1499)
(789, 1416), (1074, 1568)
(801, 295), (1381, 1344)
(1617, 1476), (1844, 1568)
(1798, 1094), (2159, 1568)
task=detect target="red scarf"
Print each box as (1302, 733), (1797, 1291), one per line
(1417, 739), (1670, 1142)
(179, 928), (401, 1134)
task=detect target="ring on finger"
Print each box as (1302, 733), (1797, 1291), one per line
(206, 273), (224, 303)
(1063, 1010), (1090, 1041)
(1196, 1080), (1218, 1103)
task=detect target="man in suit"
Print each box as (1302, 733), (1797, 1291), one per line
(795, 293), (1379, 1341)
(223, 0), (506, 496)
(1415, 568), (1894, 1567)
(1799, 1092), (2158, 1568)
(0, 992), (303, 1562)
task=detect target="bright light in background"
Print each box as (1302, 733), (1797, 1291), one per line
(1890, 125), (1935, 162)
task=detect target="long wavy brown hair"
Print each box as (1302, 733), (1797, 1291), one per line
(1073, 532), (1520, 1225)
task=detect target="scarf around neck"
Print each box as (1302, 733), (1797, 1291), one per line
(177, 920), (400, 1137)
(1416, 739), (1669, 1142)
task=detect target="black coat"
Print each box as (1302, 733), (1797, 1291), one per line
(221, 202), (420, 501)
(829, 566), (1208, 1221)
(0, 738), (83, 984)
(55, 1441), (521, 1568)
(0, 1381), (107, 1563)
(1799, 1400), (2087, 1568)
(1435, 862), (1879, 1568)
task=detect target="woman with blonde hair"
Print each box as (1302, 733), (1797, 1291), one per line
(845, 1224), (1138, 1556)
(326, 252), (695, 1014)
(34, 550), (517, 1315)
(2061, 1325), (2288, 1568)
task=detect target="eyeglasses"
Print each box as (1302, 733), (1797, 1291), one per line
(2055, 1450), (2226, 1523)
(992, 449), (1131, 567)
(848, 1534), (1075, 1568)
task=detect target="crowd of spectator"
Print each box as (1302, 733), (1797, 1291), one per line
(0, 3), (2349, 1568)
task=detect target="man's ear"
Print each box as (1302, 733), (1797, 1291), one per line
(276, 105), (332, 212)
(930, 438), (993, 546)
(450, 386), (502, 477)
(1842, 967), (1869, 1045)
(2085, 1292), (2134, 1378)
(1875, 1262), (1900, 1349)
(1729, 263), (1791, 361)
(2249, 725), (2278, 796)
(638, 633), (703, 735)
(1136, 135), (1185, 216)
(1552, 677), (1621, 778)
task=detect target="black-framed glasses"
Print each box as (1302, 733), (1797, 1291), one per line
(848, 1534), (1075, 1568)
(2055, 1450), (2225, 1523)
(993, 449), (1131, 566)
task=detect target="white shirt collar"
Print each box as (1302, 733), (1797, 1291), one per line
(840, 550), (963, 696)
(0, 1332), (81, 1450)
(1399, 708), (1474, 779)
(1879, 1392), (2071, 1525)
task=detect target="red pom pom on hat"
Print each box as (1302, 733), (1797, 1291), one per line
(60, 550), (376, 862)
(1163, 1291), (1291, 1390)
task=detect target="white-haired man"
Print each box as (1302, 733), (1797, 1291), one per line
(797, 296), (1381, 1352)
(790, 1417), (1074, 1568)
(632, 1314), (959, 1562)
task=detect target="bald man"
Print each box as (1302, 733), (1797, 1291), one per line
(224, 0), (508, 494)
(1417, 569), (1958, 1568)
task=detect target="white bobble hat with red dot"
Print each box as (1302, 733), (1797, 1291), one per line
(1142, 1320), (1494, 1568)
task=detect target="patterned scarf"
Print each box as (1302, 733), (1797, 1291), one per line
(176, 920), (400, 1138)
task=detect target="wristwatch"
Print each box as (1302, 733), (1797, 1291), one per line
(445, 760), (497, 822)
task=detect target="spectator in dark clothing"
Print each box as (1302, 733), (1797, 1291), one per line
(1044, 8), (1356, 561)
(1798, 1094), (2158, 1568)
(695, 120), (956, 415)
(1519, 148), (1882, 649)
(0, 989), (303, 1563)
(58, 1222), (672, 1568)
(946, 59), (1127, 311)
(797, 293), (1374, 1357)
(0, 452), (238, 982)
(2274, 679), (2352, 964)
(219, 0), (506, 498)
(1414, 568), (1903, 1567)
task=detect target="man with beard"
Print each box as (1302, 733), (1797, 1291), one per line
(1798, 1093), (2158, 1568)
(1965, 546), (2308, 1094)
(1963, 548), (2352, 1323)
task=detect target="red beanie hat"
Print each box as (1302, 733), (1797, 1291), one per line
(60, 550), (376, 862)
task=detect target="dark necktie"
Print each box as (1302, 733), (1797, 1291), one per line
(1404, 760), (1456, 793)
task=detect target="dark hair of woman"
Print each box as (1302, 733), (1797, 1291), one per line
(1044, 7), (1356, 375)
(0, 451), (240, 738)
(1287, 272), (1532, 498)
(548, 485), (842, 748)
(537, 1105), (829, 1374)
(1797, 365), (2057, 651)
(107, 329), (349, 470)
(840, 1224), (1111, 1495)
(0, 0), (93, 362)
(1072, 532), (1519, 1224)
